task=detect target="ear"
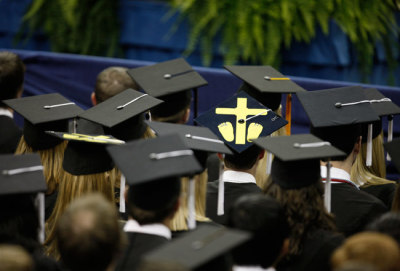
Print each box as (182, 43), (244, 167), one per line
(258, 149), (265, 160)
(353, 136), (362, 155)
(217, 153), (224, 160)
(181, 108), (191, 124)
(91, 92), (97, 106)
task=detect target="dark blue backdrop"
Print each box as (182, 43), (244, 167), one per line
(0, 0), (399, 87)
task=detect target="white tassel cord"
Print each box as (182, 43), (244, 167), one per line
(119, 174), (126, 213)
(324, 161), (332, 213)
(187, 178), (196, 230)
(35, 193), (45, 244)
(217, 158), (225, 216)
(366, 124), (373, 167)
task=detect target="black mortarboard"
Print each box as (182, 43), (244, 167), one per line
(3, 93), (83, 150)
(46, 131), (124, 175)
(78, 88), (163, 141)
(225, 65), (306, 134)
(195, 91), (287, 153)
(0, 153), (47, 195)
(360, 88), (400, 142)
(142, 224), (251, 270)
(147, 121), (233, 167)
(254, 134), (345, 189)
(0, 153), (47, 243)
(384, 138), (400, 174)
(127, 58), (208, 118)
(362, 88), (400, 162)
(107, 134), (203, 186)
(297, 86), (380, 128)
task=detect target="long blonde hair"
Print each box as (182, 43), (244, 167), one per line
(169, 171), (210, 231)
(351, 132), (395, 187)
(45, 169), (116, 259)
(15, 136), (67, 195)
(255, 105), (286, 188)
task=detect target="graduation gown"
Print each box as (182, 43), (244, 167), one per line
(331, 183), (387, 236)
(361, 183), (396, 209)
(116, 232), (169, 271)
(0, 115), (22, 154)
(206, 171), (262, 225)
(276, 229), (344, 271)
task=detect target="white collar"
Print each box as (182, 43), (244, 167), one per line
(123, 219), (171, 240)
(222, 170), (256, 184)
(0, 108), (13, 118)
(320, 166), (359, 189)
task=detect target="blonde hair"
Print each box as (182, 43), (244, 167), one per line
(15, 136), (67, 195)
(331, 232), (400, 271)
(169, 171), (210, 231)
(255, 105), (286, 188)
(45, 169), (116, 259)
(351, 132), (394, 187)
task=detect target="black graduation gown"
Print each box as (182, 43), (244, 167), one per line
(116, 232), (169, 271)
(206, 181), (262, 225)
(361, 183), (396, 209)
(0, 115), (22, 154)
(331, 183), (388, 236)
(276, 229), (344, 271)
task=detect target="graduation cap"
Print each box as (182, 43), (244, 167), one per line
(146, 121), (233, 228)
(78, 88), (163, 141)
(127, 58), (208, 119)
(253, 134), (346, 212)
(0, 153), (47, 243)
(384, 138), (400, 174)
(147, 121), (233, 167)
(142, 223), (251, 270)
(3, 93), (83, 150)
(225, 65), (306, 135)
(107, 134), (203, 213)
(297, 86), (380, 157)
(195, 91), (287, 216)
(46, 131), (124, 175)
(195, 91), (288, 154)
(363, 88), (400, 163)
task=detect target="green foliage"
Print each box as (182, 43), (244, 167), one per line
(169, 0), (399, 75)
(20, 0), (120, 57)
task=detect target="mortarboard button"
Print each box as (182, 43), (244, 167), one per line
(195, 91), (287, 154)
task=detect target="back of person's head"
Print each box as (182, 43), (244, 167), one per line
(227, 194), (289, 268)
(224, 144), (263, 170)
(311, 124), (361, 160)
(334, 261), (378, 271)
(0, 245), (34, 271)
(0, 51), (25, 108)
(94, 66), (138, 104)
(56, 193), (125, 271)
(128, 177), (181, 225)
(366, 212), (400, 246)
(0, 194), (39, 251)
(331, 232), (400, 271)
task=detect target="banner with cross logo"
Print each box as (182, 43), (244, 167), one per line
(195, 91), (288, 153)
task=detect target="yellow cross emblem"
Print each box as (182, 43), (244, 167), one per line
(215, 97), (268, 144)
